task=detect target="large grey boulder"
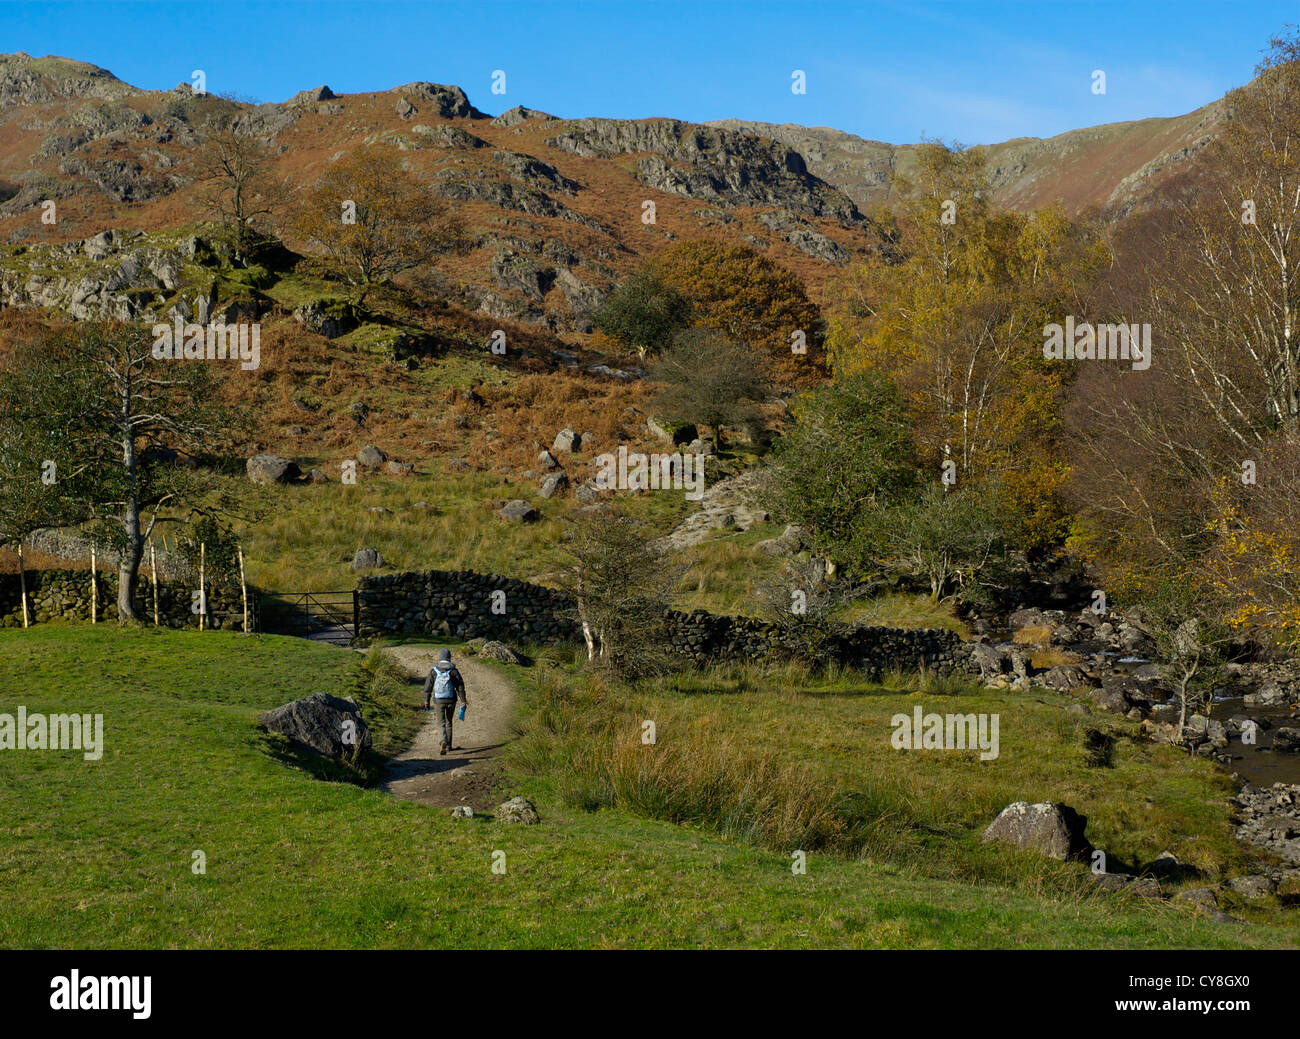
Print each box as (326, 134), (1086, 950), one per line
(1228, 874), (1277, 898)
(246, 454), (301, 485)
(756, 524), (810, 557)
(1245, 680), (1288, 707)
(259, 693), (371, 759)
(292, 298), (357, 339)
(477, 640), (524, 665)
(496, 499), (539, 523)
(981, 801), (1091, 861)
(352, 547), (384, 570)
(356, 444), (387, 468)
(1035, 665), (1094, 693)
(552, 428), (581, 453)
(391, 81), (480, 119)
(538, 472), (569, 499)
(496, 796), (540, 824)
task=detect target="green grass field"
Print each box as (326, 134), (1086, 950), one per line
(1, 626), (1297, 948)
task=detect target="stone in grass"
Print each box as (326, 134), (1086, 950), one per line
(1228, 874), (1277, 898)
(496, 499), (539, 523)
(246, 454), (301, 485)
(537, 450), (559, 470)
(352, 547), (384, 570)
(258, 692), (371, 760)
(981, 801), (1092, 861)
(539, 472), (569, 499)
(1093, 872), (1162, 898)
(496, 796), (539, 825)
(551, 428), (581, 453)
(356, 444), (387, 468)
(477, 640), (525, 665)
(386, 460), (414, 477)
(451, 805), (474, 819)
(1173, 887), (1233, 921)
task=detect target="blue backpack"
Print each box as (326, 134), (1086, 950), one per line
(431, 663), (457, 700)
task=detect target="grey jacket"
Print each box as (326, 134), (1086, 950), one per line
(423, 660), (467, 705)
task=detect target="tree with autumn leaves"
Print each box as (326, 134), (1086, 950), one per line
(291, 146), (463, 304)
(598, 238), (825, 388)
(822, 141), (1107, 554)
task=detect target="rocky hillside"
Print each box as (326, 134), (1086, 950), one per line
(0, 52), (888, 331)
(0, 49), (1241, 337)
(710, 98), (1225, 218)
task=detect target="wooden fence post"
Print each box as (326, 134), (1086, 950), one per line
(17, 542), (29, 629)
(238, 545), (249, 634)
(89, 544), (97, 624)
(150, 540), (159, 626)
(199, 543), (206, 631)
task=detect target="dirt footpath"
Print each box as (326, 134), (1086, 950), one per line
(378, 646), (517, 810)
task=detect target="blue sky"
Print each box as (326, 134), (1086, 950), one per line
(1, 1), (1294, 144)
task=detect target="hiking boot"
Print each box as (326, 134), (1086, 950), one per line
(440, 745), (448, 756)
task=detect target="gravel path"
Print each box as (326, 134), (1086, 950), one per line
(378, 646), (516, 809)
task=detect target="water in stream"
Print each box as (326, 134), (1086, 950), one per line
(1212, 696), (1300, 787)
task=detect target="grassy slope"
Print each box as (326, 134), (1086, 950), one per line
(0, 626), (1295, 949)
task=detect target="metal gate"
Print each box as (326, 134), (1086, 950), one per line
(259, 590), (358, 645)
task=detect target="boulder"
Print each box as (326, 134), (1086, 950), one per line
(537, 450), (559, 470)
(1228, 874), (1277, 898)
(552, 428), (582, 453)
(496, 795), (540, 825)
(968, 642), (1009, 681)
(757, 524), (810, 557)
(1035, 664), (1092, 693)
(451, 805), (474, 819)
(539, 472), (569, 499)
(981, 801), (1091, 861)
(307, 468), (329, 484)
(496, 499), (539, 523)
(1273, 727), (1300, 752)
(386, 460), (414, 477)
(246, 454), (301, 485)
(1246, 680), (1288, 707)
(477, 640), (525, 665)
(292, 298), (358, 339)
(352, 547), (385, 570)
(356, 444), (387, 468)
(1174, 886), (1219, 910)
(258, 693), (371, 759)
(1008, 607), (1051, 630)
(1089, 870), (1162, 898)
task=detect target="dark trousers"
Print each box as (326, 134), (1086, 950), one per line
(435, 700), (456, 750)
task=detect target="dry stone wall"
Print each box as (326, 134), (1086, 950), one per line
(357, 569), (973, 675)
(0, 569), (250, 630)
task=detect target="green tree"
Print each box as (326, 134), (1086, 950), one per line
(763, 371), (917, 573)
(561, 509), (682, 678)
(592, 270), (692, 359)
(0, 322), (248, 623)
(861, 483), (1011, 602)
